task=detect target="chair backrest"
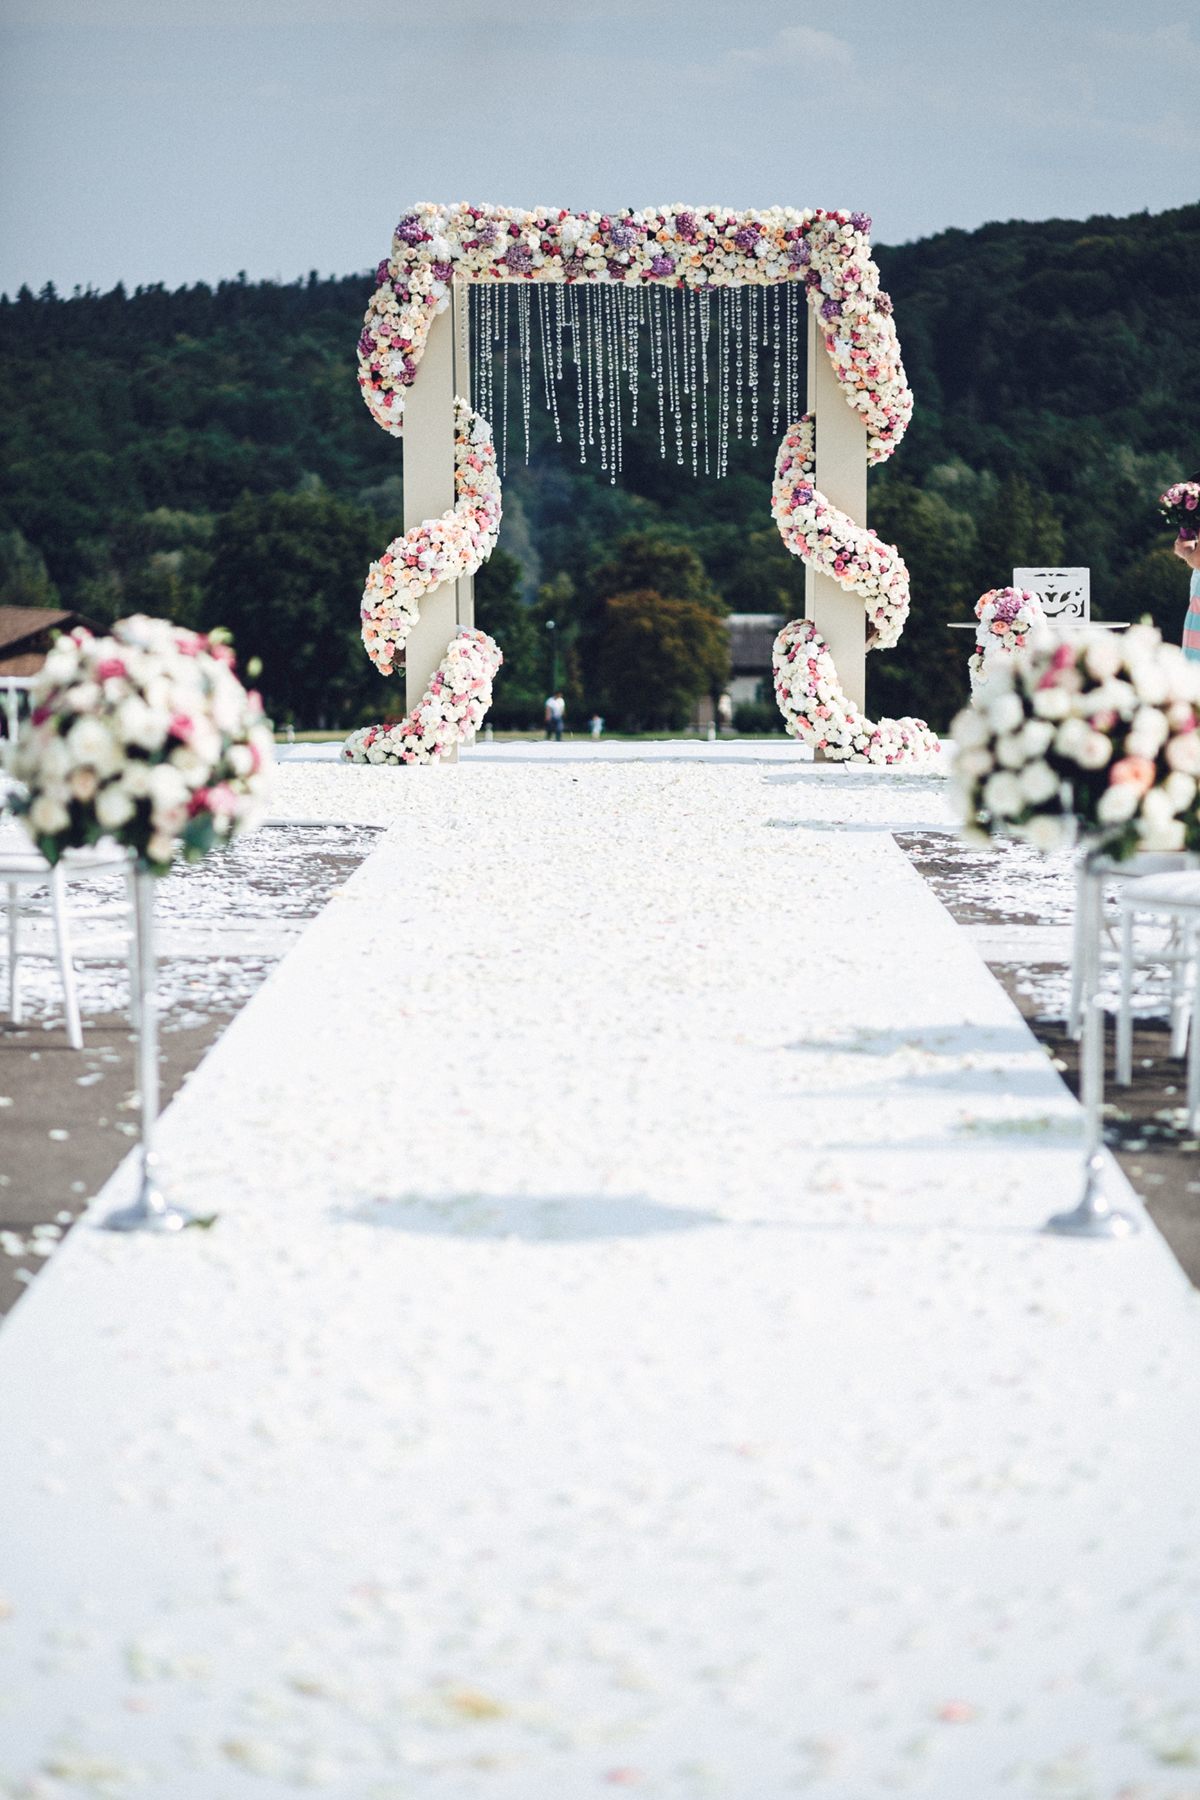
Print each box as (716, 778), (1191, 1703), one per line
(1013, 567), (1090, 623)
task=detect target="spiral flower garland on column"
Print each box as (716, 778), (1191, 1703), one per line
(355, 202), (934, 763)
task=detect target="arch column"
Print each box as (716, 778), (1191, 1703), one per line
(402, 281), (474, 755)
(804, 307), (867, 716)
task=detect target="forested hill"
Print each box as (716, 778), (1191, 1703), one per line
(1, 201), (1197, 730)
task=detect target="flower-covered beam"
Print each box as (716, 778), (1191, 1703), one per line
(352, 203), (937, 766)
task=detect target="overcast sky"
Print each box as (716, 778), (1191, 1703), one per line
(1, 0), (1197, 297)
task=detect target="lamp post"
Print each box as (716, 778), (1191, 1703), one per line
(545, 619), (558, 694)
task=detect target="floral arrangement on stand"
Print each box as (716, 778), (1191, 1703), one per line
(950, 623), (1200, 857)
(773, 619), (939, 764)
(1160, 480), (1200, 543)
(343, 628), (502, 765)
(968, 586), (1047, 693)
(11, 615), (274, 872)
(355, 200), (933, 763)
(360, 400), (502, 678)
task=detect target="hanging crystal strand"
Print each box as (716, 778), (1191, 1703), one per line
(772, 284), (781, 433)
(651, 287), (667, 463)
(538, 284), (562, 445)
(793, 280), (802, 423)
(784, 282), (793, 428)
(748, 286), (759, 447)
(700, 290), (711, 477)
(517, 283), (530, 463)
(607, 286), (622, 484)
(499, 283), (510, 476)
(626, 286), (640, 429)
(720, 287), (731, 478)
(535, 285), (551, 416)
(570, 285), (586, 463)
(591, 283), (608, 472)
(734, 286), (744, 442)
(664, 288), (681, 467)
(686, 289), (698, 478)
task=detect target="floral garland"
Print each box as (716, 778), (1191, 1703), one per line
(12, 616), (273, 873)
(360, 400), (501, 677)
(951, 624), (1200, 857)
(773, 619), (939, 764)
(358, 203), (910, 456)
(342, 628), (502, 765)
(968, 586), (1046, 693)
(355, 202), (928, 762)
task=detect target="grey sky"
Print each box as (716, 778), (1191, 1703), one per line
(1, 0), (1196, 296)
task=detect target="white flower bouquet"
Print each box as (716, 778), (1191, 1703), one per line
(967, 586), (1045, 693)
(950, 624), (1200, 857)
(11, 615), (275, 873)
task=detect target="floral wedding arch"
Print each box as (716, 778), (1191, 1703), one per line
(346, 201), (938, 764)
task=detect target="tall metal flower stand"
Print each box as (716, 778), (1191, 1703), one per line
(102, 861), (196, 1233)
(1046, 852), (1138, 1238)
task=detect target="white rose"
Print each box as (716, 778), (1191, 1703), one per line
(117, 696), (167, 752)
(122, 760), (152, 798)
(1127, 706), (1169, 759)
(987, 692), (1024, 735)
(1139, 816), (1186, 852)
(1075, 731), (1112, 771)
(1164, 771), (1197, 814)
(1020, 718), (1055, 758)
(984, 770), (1024, 817)
(1129, 662), (1169, 707)
(1019, 759), (1058, 804)
(146, 833), (175, 864)
(29, 794), (70, 835)
(1084, 635), (1123, 681)
(1096, 782), (1142, 825)
(1166, 731), (1200, 775)
(1026, 814), (1067, 852)
(995, 732), (1028, 769)
(169, 744), (209, 787)
(958, 747), (993, 779)
(95, 784), (135, 829)
(1032, 685), (1071, 720)
(148, 763), (189, 811)
(66, 715), (122, 777)
(1055, 717), (1089, 759)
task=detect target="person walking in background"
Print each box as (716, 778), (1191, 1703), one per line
(545, 691), (565, 741)
(589, 713), (604, 739)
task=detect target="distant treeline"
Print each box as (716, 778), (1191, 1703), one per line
(1, 201), (1197, 730)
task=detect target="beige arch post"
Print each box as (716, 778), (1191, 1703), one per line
(804, 307), (868, 716)
(402, 280), (475, 756)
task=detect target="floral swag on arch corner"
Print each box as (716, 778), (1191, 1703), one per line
(347, 200), (938, 766)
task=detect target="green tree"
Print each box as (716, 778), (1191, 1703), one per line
(974, 474), (1065, 591)
(867, 482), (977, 732)
(587, 533), (724, 615)
(201, 489), (394, 727)
(1113, 544), (1192, 642)
(598, 590), (729, 732)
(0, 529), (60, 608)
(474, 547), (542, 727)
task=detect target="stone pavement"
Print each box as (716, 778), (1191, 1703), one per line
(1, 758), (1199, 1798)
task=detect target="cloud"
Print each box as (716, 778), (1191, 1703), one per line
(773, 24), (854, 68)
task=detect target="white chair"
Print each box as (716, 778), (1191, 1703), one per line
(1068, 851), (1197, 1041)
(1, 834), (136, 1049)
(1116, 873), (1200, 1120)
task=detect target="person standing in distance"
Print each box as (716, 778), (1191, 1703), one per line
(545, 691), (565, 741)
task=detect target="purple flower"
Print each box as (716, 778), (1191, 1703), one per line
(475, 219), (497, 246)
(804, 269), (822, 289)
(432, 260), (452, 282)
(357, 328), (374, 357)
(820, 298), (843, 322)
(992, 595), (1022, 624)
(789, 241), (812, 268)
(649, 254), (675, 277)
(875, 291), (893, 316)
(734, 225), (759, 253)
(850, 212), (872, 235)
(676, 210), (697, 241)
(374, 260), (391, 287)
(607, 221), (638, 251)
(505, 243), (533, 274)
(395, 214), (425, 246)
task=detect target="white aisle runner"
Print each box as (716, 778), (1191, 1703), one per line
(1, 762), (1199, 1798)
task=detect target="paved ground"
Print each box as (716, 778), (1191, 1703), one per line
(2, 757), (1199, 1799)
(0, 821), (379, 1314)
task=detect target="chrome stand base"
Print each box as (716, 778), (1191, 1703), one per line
(102, 1151), (195, 1234)
(1045, 1151), (1139, 1239)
